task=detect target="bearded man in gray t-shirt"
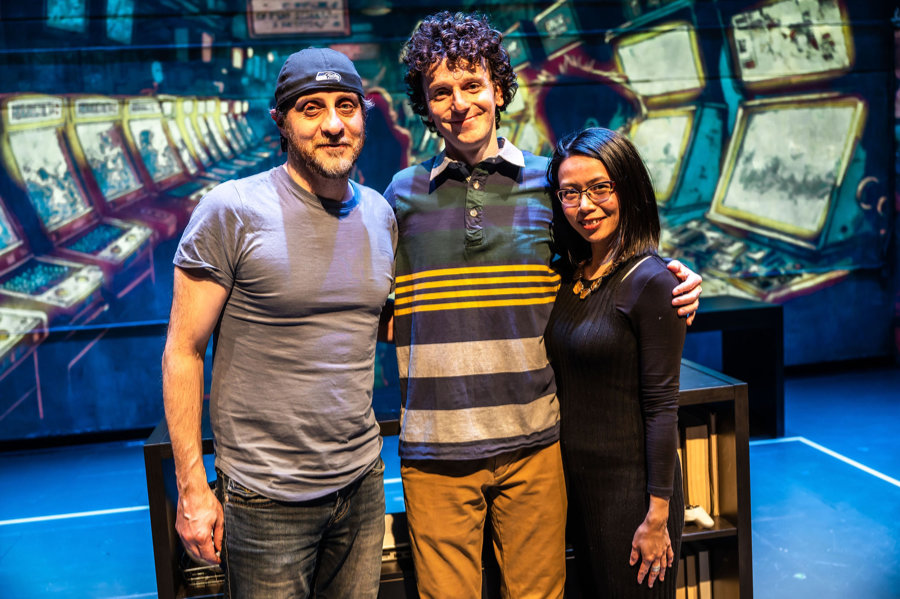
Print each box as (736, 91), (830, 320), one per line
(162, 48), (396, 598)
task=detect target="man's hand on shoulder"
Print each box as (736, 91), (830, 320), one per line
(175, 482), (224, 566)
(667, 259), (701, 326)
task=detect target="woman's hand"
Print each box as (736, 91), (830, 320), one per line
(667, 259), (701, 325)
(629, 495), (672, 588)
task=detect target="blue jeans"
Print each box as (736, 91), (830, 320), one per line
(216, 459), (385, 599)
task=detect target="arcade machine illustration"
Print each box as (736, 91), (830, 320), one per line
(218, 98), (280, 171)
(170, 97), (237, 183)
(0, 93), (160, 436)
(189, 98), (252, 180)
(155, 95), (221, 207)
(65, 94), (179, 241)
(125, 95), (268, 230)
(0, 194), (104, 436)
(0, 94), (155, 302)
(199, 98), (257, 174)
(203, 97), (274, 174)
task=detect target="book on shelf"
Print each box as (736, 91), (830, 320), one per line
(684, 423), (711, 515)
(685, 551), (699, 599)
(675, 556), (687, 599)
(698, 548), (712, 599)
(708, 411), (720, 518)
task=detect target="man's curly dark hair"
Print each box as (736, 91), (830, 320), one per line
(402, 11), (518, 133)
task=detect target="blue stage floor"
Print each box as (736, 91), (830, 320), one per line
(1, 365), (898, 598)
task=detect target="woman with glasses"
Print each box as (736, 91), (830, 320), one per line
(544, 127), (685, 597)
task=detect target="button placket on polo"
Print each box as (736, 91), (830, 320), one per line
(464, 168), (488, 248)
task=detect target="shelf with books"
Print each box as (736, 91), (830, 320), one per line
(677, 359), (752, 599)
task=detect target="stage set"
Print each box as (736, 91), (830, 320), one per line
(0, 0), (898, 598)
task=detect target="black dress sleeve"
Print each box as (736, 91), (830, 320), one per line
(616, 255), (687, 497)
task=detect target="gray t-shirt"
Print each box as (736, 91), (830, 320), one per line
(174, 165), (397, 501)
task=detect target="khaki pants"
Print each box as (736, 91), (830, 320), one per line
(401, 442), (567, 599)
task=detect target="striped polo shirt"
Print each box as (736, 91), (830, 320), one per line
(384, 139), (561, 460)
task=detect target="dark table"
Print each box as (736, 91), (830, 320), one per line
(688, 295), (784, 438)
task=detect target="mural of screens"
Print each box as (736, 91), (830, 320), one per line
(129, 119), (182, 183)
(195, 116), (223, 161)
(106, 0), (135, 44)
(717, 97), (863, 241)
(0, 204), (20, 252)
(75, 123), (142, 202)
(205, 115), (232, 158)
(222, 114), (247, 150)
(9, 129), (92, 231)
(629, 111), (692, 203)
(165, 119), (198, 175)
(731, 0), (852, 86)
(615, 23), (704, 101)
(47, 0), (87, 33)
(183, 116), (211, 165)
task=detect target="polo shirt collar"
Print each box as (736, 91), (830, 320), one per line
(429, 137), (526, 182)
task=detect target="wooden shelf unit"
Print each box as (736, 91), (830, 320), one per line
(678, 359), (753, 598)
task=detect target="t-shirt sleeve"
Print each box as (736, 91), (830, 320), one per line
(618, 256), (687, 497)
(173, 181), (244, 290)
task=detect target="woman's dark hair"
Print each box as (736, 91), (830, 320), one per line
(401, 11), (518, 133)
(547, 127), (660, 273)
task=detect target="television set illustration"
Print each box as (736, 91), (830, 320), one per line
(0, 94), (153, 298)
(627, 104), (725, 224)
(65, 95), (178, 239)
(661, 93), (876, 301)
(728, 0), (853, 93)
(610, 19), (724, 223)
(613, 20), (707, 108)
(47, 0), (86, 33)
(534, 0), (582, 60)
(105, 0), (134, 44)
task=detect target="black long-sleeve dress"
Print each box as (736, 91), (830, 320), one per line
(545, 254), (686, 597)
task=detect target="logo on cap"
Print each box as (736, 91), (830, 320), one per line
(316, 71), (342, 82)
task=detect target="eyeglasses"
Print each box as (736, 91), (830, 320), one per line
(556, 181), (616, 208)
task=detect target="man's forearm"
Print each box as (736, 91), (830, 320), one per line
(162, 350), (209, 495)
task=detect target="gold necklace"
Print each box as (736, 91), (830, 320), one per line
(571, 260), (613, 300)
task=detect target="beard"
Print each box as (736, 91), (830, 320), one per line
(285, 128), (365, 180)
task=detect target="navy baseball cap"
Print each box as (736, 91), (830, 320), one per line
(274, 47), (364, 110)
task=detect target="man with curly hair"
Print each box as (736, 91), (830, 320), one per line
(384, 11), (701, 598)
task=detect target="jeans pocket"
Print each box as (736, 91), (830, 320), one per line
(224, 477), (276, 507)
